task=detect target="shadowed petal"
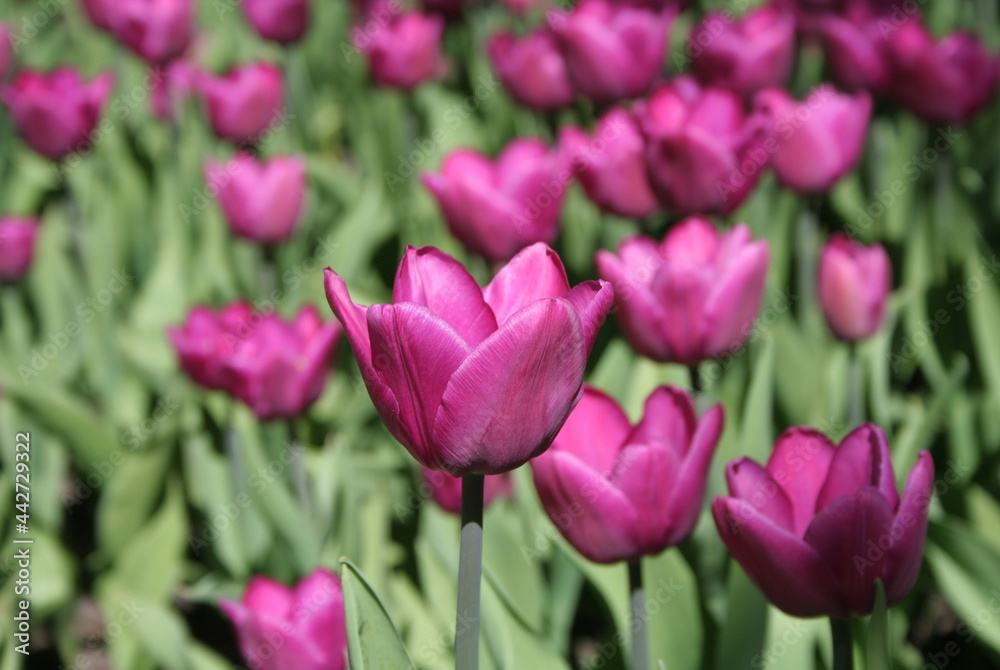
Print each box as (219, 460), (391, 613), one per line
(885, 451), (934, 605)
(725, 456), (794, 531)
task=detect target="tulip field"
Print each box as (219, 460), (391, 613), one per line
(3, 0), (1000, 669)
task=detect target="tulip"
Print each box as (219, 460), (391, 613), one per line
(1, 69), (114, 161)
(596, 217), (769, 365)
(243, 0), (310, 44)
(817, 233), (890, 342)
(80, 0), (113, 31)
(487, 30), (574, 112)
(204, 153), (307, 244)
(422, 139), (567, 262)
(532, 385), (723, 563)
(753, 84), (871, 194)
(107, 0), (194, 64)
(0, 218), (40, 282)
(689, 5), (796, 99)
(355, 11), (445, 90)
(197, 63), (285, 144)
(423, 468), (514, 514)
(713, 424), (934, 617)
(151, 60), (196, 121)
(168, 302), (256, 391)
(325, 243), (614, 475)
(548, 0), (672, 104)
(221, 568), (347, 670)
(559, 109), (658, 218)
(635, 77), (770, 215)
(819, 0), (896, 96)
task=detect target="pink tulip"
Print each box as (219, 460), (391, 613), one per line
(548, 0), (672, 104)
(0, 218), (40, 282)
(596, 217), (769, 365)
(106, 0), (194, 64)
(325, 243), (614, 475)
(243, 0), (310, 44)
(819, 0), (896, 96)
(197, 63), (285, 144)
(354, 11), (445, 90)
(487, 30), (574, 112)
(1, 69), (114, 161)
(635, 77), (770, 215)
(204, 153), (307, 244)
(80, 0), (113, 31)
(422, 139), (568, 263)
(818, 233), (890, 342)
(690, 5), (796, 99)
(221, 568), (347, 670)
(533, 385), (723, 563)
(423, 468), (514, 514)
(713, 424), (934, 617)
(753, 85), (871, 194)
(559, 109), (658, 219)
(168, 303), (257, 391)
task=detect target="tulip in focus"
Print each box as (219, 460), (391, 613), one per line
(533, 385), (723, 563)
(0, 218), (40, 282)
(713, 424), (934, 617)
(596, 217), (769, 365)
(559, 109), (658, 219)
(243, 0), (311, 44)
(422, 139), (567, 262)
(488, 30), (574, 112)
(754, 84), (872, 194)
(107, 0), (194, 64)
(221, 568), (347, 670)
(354, 11), (445, 90)
(818, 233), (890, 342)
(204, 153), (307, 244)
(1, 69), (114, 161)
(325, 243), (614, 475)
(423, 468), (514, 515)
(197, 63), (285, 144)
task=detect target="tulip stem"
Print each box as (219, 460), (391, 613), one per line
(455, 473), (484, 670)
(629, 561), (648, 670)
(831, 617), (854, 670)
(848, 344), (863, 427)
(287, 420), (313, 523)
(689, 365), (702, 396)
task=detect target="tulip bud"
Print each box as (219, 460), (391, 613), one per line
(107, 0), (194, 64)
(197, 63), (285, 144)
(487, 30), (573, 112)
(596, 217), (770, 365)
(355, 11), (445, 90)
(422, 468), (514, 514)
(818, 233), (890, 342)
(242, 0), (310, 45)
(0, 217), (40, 282)
(168, 303), (256, 391)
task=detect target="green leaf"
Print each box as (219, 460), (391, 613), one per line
(715, 566), (768, 670)
(866, 582), (890, 670)
(115, 480), (188, 602)
(645, 549), (704, 670)
(341, 559), (417, 670)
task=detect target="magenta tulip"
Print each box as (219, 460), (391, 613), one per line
(423, 468), (514, 514)
(596, 217), (770, 365)
(487, 30), (574, 112)
(243, 0), (310, 44)
(422, 139), (568, 262)
(548, 0), (672, 104)
(689, 5), (795, 99)
(80, 0), (113, 31)
(0, 218), (40, 282)
(559, 109), (658, 219)
(533, 385), (723, 563)
(107, 0), (194, 64)
(1, 69), (113, 161)
(325, 243), (614, 475)
(635, 77), (771, 215)
(820, 1), (895, 96)
(713, 424), (934, 617)
(355, 11), (445, 90)
(221, 568), (347, 670)
(204, 153), (307, 244)
(818, 233), (890, 342)
(197, 63), (285, 144)
(168, 303), (257, 391)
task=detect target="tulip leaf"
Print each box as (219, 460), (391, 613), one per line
(715, 566), (768, 670)
(925, 543), (1000, 654)
(341, 559), (417, 670)
(865, 582), (890, 670)
(646, 549), (703, 670)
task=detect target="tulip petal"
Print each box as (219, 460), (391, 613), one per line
(559, 279), (615, 355)
(885, 451), (934, 605)
(551, 385), (632, 476)
(817, 423), (898, 513)
(595, 248), (671, 361)
(610, 442), (679, 552)
(650, 262), (714, 365)
(295, 569), (347, 663)
(627, 386), (697, 456)
(766, 427), (837, 536)
(243, 576), (294, 619)
(703, 240), (770, 356)
(725, 456), (794, 531)
(483, 243), (571, 324)
(663, 404), (724, 544)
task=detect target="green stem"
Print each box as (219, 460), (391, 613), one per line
(831, 617), (854, 670)
(629, 561), (648, 670)
(287, 420), (312, 523)
(455, 474), (484, 670)
(848, 344), (863, 428)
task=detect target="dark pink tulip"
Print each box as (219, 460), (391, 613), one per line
(690, 5), (796, 99)
(422, 139), (567, 262)
(533, 385), (723, 563)
(635, 77), (770, 216)
(713, 424), (934, 618)
(559, 109), (658, 219)
(487, 30), (574, 112)
(548, 0), (672, 104)
(325, 243), (614, 475)
(197, 63), (285, 144)
(754, 85), (871, 194)
(818, 233), (890, 342)
(107, 0), (194, 64)
(243, 0), (310, 44)
(204, 153), (307, 244)
(423, 468), (514, 514)
(80, 0), (113, 31)
(596, 217), (769, 365)
(168, 303), (256, 391)
(221, 569), (347, 670)
(0, 218), (40, 282)
(820, 0), (896, 96)
(355, 11), (445, 90)
(1, 69), (114, 161)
